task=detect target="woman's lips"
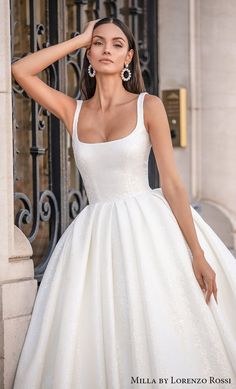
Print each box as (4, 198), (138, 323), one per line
(99, 59), (113, 63)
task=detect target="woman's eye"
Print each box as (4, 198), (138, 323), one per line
(94, 42), (122, 48)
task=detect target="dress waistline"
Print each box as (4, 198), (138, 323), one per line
(87, 187), (153, 206)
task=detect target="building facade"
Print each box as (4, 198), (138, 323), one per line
(0, 0), (236, 387)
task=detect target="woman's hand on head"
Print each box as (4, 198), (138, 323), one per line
(81, 19), (102, 48)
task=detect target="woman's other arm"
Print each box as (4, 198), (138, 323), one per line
(145, 94), (217, 305)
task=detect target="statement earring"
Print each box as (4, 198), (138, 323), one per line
(88, 63), (96, 77)
(121, 63), (131, 81)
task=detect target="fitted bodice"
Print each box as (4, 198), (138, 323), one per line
(72, 92), (152, 205)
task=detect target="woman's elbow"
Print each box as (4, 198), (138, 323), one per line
(11, 62), (26, 79)
(11, 63), (20, 78)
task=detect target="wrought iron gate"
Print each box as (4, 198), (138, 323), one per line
(10, 0), (159, 283)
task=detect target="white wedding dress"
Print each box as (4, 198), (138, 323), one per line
(13, 92), (236, 389)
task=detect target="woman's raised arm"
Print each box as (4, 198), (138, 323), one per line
(11, 19), (99, 136)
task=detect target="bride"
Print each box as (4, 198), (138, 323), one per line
(12, 17), (236, 389)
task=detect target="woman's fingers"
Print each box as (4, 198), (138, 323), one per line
(205, 280), (213, 304)
(212, 280), (218, 304)
(205, 274), (218, 305)
(192, 257), (218, 305)
(196, 274), (207, 292)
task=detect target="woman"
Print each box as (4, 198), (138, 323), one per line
(12, 17), (236, 389)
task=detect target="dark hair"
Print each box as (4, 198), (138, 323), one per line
(79, 17), (146, 100)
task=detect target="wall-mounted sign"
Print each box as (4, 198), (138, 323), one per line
(162, 88), (187, 147)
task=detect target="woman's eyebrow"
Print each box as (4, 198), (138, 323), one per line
(92, 35), (125, 42)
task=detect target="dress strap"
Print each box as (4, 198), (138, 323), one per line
(137, 91), (148, 129)
(72, 100), (83, 141)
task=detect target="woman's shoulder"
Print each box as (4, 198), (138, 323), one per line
(143, 93), (165, 133)
(144, 92), (163, 106)
(143, 93), (165, 117)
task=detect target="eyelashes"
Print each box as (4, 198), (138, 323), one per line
(94, 42), (122, 48)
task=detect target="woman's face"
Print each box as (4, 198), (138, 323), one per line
(86, 23), (134, 74)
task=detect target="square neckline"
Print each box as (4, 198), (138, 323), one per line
(74, 92), (146, 146)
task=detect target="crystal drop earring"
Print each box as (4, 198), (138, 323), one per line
(121, 63), (131, 81)
(88, 63), (96, 77)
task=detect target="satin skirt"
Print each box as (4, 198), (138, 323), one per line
(13, 188), (236, 389)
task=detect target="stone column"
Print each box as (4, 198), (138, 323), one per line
(0, 1), (38, 388)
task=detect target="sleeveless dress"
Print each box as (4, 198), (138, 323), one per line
(13, 92), (236, 389)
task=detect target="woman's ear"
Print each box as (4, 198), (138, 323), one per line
(86, 48), (91, 61)
(126, 48), (134, 63)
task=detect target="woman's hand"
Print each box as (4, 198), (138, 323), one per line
(191, 254), (218, 305)
(81, 19), (102, 48)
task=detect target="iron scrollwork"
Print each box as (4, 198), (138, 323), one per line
(11, 0), (159, 282)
